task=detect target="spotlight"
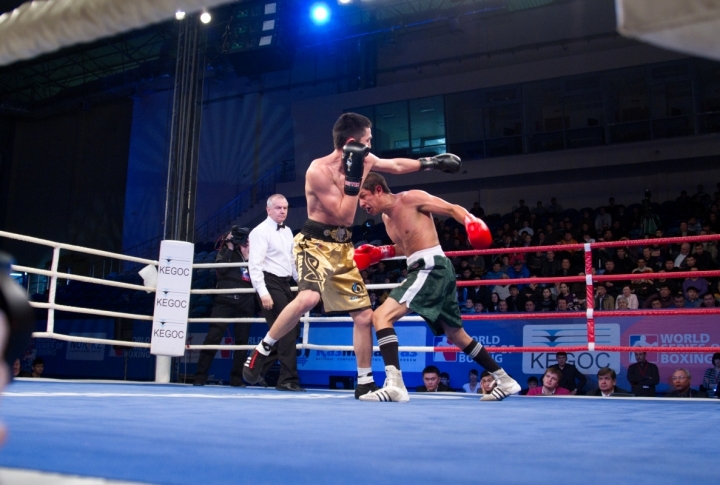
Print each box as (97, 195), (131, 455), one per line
(338, 0), (353, 4)
(200, 11), (211, 24)
(310, 3), (331, 25)
(175, 10), (186, 20)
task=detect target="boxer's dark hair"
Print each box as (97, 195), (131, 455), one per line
(333, 112), (371, 149)
(361, 172), (391, 194)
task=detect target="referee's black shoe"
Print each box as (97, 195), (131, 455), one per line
(243, 349), (268, 385)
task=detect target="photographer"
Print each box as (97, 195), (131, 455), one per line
(193, 226), (255, 387)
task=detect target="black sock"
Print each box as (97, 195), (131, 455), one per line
(376, 328), (400, 370)
(463, 340), (500, 373)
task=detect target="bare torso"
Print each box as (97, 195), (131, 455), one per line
(306, 151), (376, 227)
(382, 191), (441, 257)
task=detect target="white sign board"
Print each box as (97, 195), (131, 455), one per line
(150, 240), (194, 357)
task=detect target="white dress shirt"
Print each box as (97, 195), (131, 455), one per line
(248, 216), (298, 298)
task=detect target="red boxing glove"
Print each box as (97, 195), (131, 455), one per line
(464, 215), (492, 250)
(353, 244), (396, 271)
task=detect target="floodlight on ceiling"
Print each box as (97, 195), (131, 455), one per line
(310, 3), (331, 25)
(175, 10), (186, 20)
(200, 11), (212, 24)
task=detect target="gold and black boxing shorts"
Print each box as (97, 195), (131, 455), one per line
(293, 220), (370, 314)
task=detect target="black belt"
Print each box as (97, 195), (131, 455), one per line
(220, 294), (245, 300)
(301, 219), (352, 243)
(264, 271), (293, 282)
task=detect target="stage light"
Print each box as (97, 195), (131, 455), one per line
(175, 10), (186, 20)
(200, 11), (212, 24)
(310, 3), (331, 25)
(338, 0), (353, 4)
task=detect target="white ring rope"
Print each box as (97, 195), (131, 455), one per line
(0, 0), (238, 66)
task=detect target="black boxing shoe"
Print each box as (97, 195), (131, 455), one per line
(354, 381), (380, 399)
(243, 349), (269, 385)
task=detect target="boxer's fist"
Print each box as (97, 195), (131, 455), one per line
(464, 215), (492, 250)
(419, 153), (461, 174)
(342, 142), (370, 196)
(354, 244), (395, 271)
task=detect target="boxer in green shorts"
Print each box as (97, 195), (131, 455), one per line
(354, 172), (521, 402)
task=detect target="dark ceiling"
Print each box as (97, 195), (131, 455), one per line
(0, 0), (565, 116)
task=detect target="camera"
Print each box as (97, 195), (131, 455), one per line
(228, 226), (250, 246)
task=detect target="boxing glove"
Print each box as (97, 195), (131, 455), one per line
(342, 141), (370, 196)
(0, 252), (35, 368)
(464, 215), (492, 250)
(354, 244), (396, 271)
(419, 153), (461, 174)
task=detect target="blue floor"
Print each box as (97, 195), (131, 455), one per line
(0, 380), (717, 484)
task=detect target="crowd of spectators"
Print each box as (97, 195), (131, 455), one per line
(354, 184), (720, 314)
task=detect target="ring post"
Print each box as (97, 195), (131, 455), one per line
(150, 240), (194, 383)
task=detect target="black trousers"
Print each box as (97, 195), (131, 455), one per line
(195, 295), (255, 380)
(259, 272), (300, 386)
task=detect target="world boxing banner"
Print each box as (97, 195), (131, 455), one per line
(150, 240), (194, 357)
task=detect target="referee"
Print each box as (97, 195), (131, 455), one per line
(248, 194), (305, 392)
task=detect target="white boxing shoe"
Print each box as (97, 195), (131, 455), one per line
(359, 365), (410, 403)
(480, 371), (521, 401)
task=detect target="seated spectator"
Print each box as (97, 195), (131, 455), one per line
(507, 261), (530, 288)
(700, 293), (718, 308)
(31, 357), (44, 378)
(616, 296), (630, 310)
(701, 353), (720, 397)
(473, 301), (485, 313)
(665, 368), (707, 398)
(595, 207), (612, 233)
(13, 358), (31, 378)
(505, 285), (522, 312)
(643, 284), (674, 309)
(540, 250), (561, 278)
(518, 280), (541, 307)
(627, 351), (659, 397)
(616, 286), (639, 309)
(649, 299), (663, 309)
(557, 283), (581, 311)
(548, 197), (563, 215)
(470, 202), (484, 218)
(527, 367), (570, 396)
(549, 351), (586, 394)
(440, 372), (452, 390)
(682, 269), (709, 298)
(497, 300), (509, 313)
(600, 260), (624, 297)
(520, 376), (539, 395)
(537, 287), (556, 312)
(524, 300), (536, 312)
(533, 201), (547, 216)
(492, 274), (512, 301)
(586, 367), (632, 397)
(672, 294), (686, 308)
(462, 369), (481, 394)
(460, 298), (476, 314)
(554, 258), (576, 279)
(594, 285), (615, 310)
(416, 366), (454, 392)
(478, 370), (497, 395)
(691, 243), (716, 270)
(655, 269), (681, 296)
(613, 248), (635, 274)
(556, 299), (570, 311)
(467, 254), (485, 276)
(487, 292), (501, 312)
(684, 287), (702, 307)
(483, 262), (505, 281)
(642, 246), (664, 272)
(672, 243), (692, 268)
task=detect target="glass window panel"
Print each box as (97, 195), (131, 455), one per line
(409, 96), (445, 153)
(563, 92), (604, 129)
(608, 67), (649, 123)
(651, 81), (693, 118)
(484, 104), (522, 139)
(525, 80), (564, 133)
(348, 106), (374, 126)
(696, 60), (720, 113)
(374, 101), (409, 155)
(445, 91), (483, 144)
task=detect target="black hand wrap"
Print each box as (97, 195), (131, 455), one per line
(0, 253), (35, 371)
(419, 153), (461, 174)
(342, 141), (370, 196)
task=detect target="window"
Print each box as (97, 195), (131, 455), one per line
(409, 96), (445, 156)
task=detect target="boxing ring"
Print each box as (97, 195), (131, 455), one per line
(1, 229), (719, 484)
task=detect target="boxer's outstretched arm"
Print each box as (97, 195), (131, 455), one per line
(368, 154), (421, 174)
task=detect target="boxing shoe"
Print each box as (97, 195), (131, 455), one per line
(354, 381), (379, 399)
(359, 365), (410, 403)
(242, 349), (268, 385)
(480, 371), (521, 401)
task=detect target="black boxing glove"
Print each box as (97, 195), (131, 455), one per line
(419, 153), (461, 174)
(342, 141), (370, 196)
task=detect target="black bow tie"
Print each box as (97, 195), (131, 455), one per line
(277, 223), (285, 231)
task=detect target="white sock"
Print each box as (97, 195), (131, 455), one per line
(256, 334), (277, 356)
(357, 367), (373, 385)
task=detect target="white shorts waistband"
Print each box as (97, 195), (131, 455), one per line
(406, 245), (445, 267)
